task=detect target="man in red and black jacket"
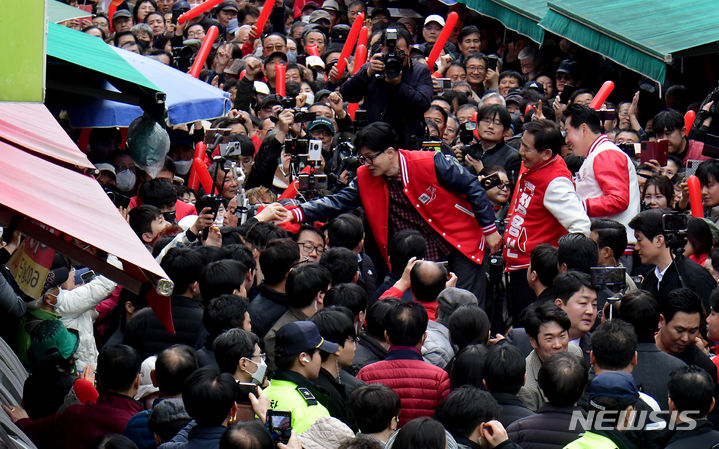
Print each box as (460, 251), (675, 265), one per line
(285, 121), (501, 307)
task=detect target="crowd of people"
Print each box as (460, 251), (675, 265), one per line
(6, 0), (719, 447)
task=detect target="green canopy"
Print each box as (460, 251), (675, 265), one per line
(457, 0), (546, 43)
(46, 22), (159, 92)
(539, 0), (719, 83)
(47, 1), (92, 23)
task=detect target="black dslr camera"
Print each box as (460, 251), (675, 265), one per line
(280, 97), (316, 123)
(378, 28), (403, 80)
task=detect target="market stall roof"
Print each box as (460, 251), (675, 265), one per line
(48, 0), (92, 23)
(0, 142), (174, 333)
(457, 0), (546, 43)
(45, 22), (166, 123)
(539, 0), (719, 83)
(46, 22), (159, 92)
(0, 103), (94, 171)
(65, 46), (232, 127)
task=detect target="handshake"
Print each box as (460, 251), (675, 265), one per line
(255, 202), (294, 224)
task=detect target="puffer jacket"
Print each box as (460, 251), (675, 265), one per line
(56, 255), (121, 370)
(357, 347), (450, 426)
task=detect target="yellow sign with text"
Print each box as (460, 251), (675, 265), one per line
(7, 238), (56, 300)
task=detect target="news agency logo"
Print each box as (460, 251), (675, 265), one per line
(569, 410), (699, 431)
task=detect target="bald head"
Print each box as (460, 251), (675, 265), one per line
(155, 345), (198, 396)
(410, 261), (448, 303)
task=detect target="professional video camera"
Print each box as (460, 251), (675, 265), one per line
(285, 137), (327, 199)
(662, 211), (688, 257)
(280, 97), (317, 123)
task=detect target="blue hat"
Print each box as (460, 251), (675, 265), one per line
(587, 372), (639, 409)
(276, 321), (339, 355)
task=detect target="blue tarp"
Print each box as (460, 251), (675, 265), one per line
(65, 46), (232, 127)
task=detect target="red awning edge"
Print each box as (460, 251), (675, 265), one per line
(0, 141), (174, 333)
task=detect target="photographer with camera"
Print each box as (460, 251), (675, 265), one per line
(245, 108), (296, 190)
(629, 209), (716, 305)
(335, 27), (433, 150)
(504, 120), (590, 319)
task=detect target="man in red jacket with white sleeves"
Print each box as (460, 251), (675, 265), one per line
(286, 122), (501, 307)
(565, 104), (640, 255)
(504, 120), (591, 320)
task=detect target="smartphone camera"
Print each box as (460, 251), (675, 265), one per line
(266, 410), (292, 445)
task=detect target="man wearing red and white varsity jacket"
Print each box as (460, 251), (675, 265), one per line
(284, 122), (502, 307)
(565, 104), (640, 249)
(504, 121), (590, 318)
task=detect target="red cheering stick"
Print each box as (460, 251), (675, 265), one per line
(427, 11), (458, 73)
(275, 63), (286, 97)
(188, 142), (207, 190)
(188, 158), (214, 193)
(688, 175), (704, 218)
(306, 44), (320, 57)
(353, 44), (367, 74)
(177, 0), (224, 24)
(347, 103), (359, 120)
(347, 43), (366, 119)
(252, 0), (275, 39)
(684, 110), (696, 136)
(590, 81), (615, 110)
(333, 12), (365, 82)
(357, 26), (368, 52)
(189, 25), (218, 78)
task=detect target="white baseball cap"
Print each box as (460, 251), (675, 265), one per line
(424, 14), (445, 27)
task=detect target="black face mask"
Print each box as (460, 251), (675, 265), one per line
(162, 211), (177, 224)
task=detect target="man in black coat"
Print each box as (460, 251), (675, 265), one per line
(507, 352), (588, 449)
(484, 344), (535, 428)
(655, 288), (719, 426)
(124, 248), (206, 360)
(665, 365), (719, 448)
(629, 209), (716, 308)
(338, 27), (433, 150)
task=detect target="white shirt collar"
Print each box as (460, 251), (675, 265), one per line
(654, 263), (671, 286)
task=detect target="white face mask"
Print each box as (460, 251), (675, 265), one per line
(174, 159), (193, 175)
(116, 169), (137, 192)
(49, 289), (65, 308)
(243, 358), (267, 385)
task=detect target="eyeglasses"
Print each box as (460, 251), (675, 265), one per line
(251, 353), (266, 362)
(496, 183), (511, 191)
(346, 336), (360, 344)
(358, 150), (385, 165)
(298, 241), (325, 255)
(466, 65), (486, 73)
(480, 118), (504, 127)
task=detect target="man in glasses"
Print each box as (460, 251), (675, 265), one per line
(473, 104), (521, 181)
(285, 121), (500, 307)
(504, 120), (590, 319)
(295, 225), (325, 263)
